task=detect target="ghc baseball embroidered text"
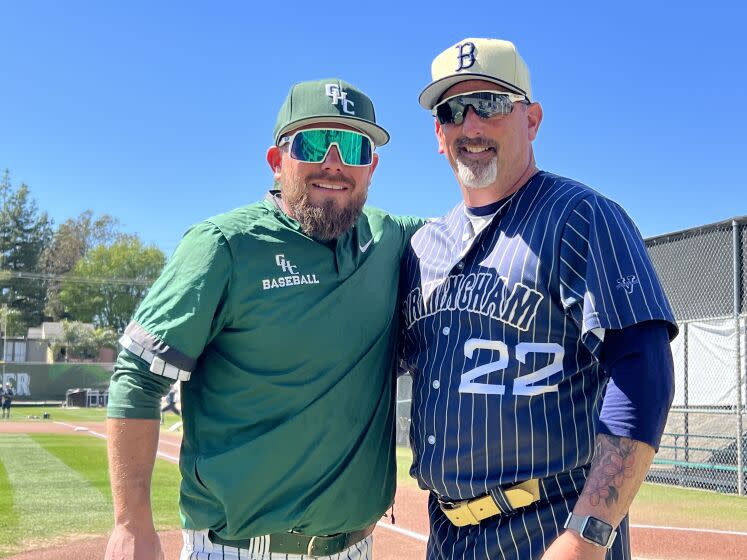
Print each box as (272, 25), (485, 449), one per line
(404, 272), (543, 331)
(262, 254), (321, 290)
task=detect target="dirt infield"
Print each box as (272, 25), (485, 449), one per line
(0, 421), (94, 434)
(3, 420), (746, 559)
(5, 490), (746, 560)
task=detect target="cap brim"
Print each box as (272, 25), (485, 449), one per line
(418, 73), (529, 109)
(275, 116), (390, 147)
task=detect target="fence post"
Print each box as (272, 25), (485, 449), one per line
(683, 322), (689, 465)
(733, 220), (744, 496)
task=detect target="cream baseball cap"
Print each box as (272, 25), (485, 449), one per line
(419, 38), (532, 109)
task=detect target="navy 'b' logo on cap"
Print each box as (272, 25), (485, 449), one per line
(455, 42), (476, 71)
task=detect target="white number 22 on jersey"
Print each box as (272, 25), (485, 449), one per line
(459, 339), (564, 396)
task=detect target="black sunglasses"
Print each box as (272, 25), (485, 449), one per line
(434, 90), (529, 125)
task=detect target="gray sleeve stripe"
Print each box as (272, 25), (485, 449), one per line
(123, 321), (196, 371)
(119, 328), (192, 382)
(119, 335), (191, 382)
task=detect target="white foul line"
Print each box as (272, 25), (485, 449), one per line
(155, 450), (179, 462)
(53, 421), (80, 429)
(51, 421), (747, 541)
(54, 421), (179, 462)
(372, 522), (747, 544)
(630, 524), (747, 537)
(375, 521), (428, 542)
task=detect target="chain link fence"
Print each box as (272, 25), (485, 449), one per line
(396, 216), (747, 495)
(646, 218), (746, 494)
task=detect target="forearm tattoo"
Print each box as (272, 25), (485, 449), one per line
(583, 435), (638, 508)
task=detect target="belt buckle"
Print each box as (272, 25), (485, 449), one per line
(438, 497), (463, 510)
(306, 535), (320, 556)
(438, 497), (480, 526)
(306, 533), (346, 556)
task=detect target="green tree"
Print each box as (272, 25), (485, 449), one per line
(0, 169), (53, 335)
(58, 237), (165, 331)
(49, 320), (118, 361)
(39, 210), (123, 321)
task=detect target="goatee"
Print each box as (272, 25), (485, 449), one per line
(454, 137), (498, 189)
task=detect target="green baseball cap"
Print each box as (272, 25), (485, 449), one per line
(273, 78), (390, 147)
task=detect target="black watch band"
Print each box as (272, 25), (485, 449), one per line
(564, 513), (617, 549)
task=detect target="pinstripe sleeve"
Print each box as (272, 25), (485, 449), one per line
(559, 196), (677, 354)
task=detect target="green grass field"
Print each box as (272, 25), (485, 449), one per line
(7, 405), (183, 433)
(8, 405), (109, 423)
(0, 433), (180, 557)
(0, 426), (745, 556)
(396, 446), (747, 531)
(630, 481), (747, 531)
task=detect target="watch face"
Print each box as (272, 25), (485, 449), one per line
(582, 517), (613, 545)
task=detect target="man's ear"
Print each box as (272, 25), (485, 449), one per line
(365, 152), (380, 189)
(267, 146), (283, 181)
(526, 102), (543, 142)
(435, 119), (445, 154)
(370, 151), (379, 174)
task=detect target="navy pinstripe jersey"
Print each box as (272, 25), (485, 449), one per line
(400, 171), (676, 500)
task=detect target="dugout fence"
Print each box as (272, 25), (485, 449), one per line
(645, 217), (746, 495)
(396, 216), (747, 496)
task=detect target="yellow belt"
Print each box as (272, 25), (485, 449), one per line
(439, 479), (541, 527)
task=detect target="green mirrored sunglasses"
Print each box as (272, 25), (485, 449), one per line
(279, 128), (375, 167)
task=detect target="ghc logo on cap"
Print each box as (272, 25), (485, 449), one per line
(325, 84), (355, 115)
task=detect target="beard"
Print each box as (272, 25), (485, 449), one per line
(282, 172), (367, 241)
(454, 137), (498, 189)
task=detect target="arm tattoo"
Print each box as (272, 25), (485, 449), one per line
(584, 434), (638, 508)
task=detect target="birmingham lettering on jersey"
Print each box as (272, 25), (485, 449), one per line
(404, 271), (543, 332)
(262, 274), (320, 290)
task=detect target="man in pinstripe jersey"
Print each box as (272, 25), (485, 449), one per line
(401, 38), (677, 559)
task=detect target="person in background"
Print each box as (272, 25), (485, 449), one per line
(159, 384), (180, 425)
(1, 383), (13, 419)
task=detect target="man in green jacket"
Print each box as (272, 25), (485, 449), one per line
(105, 78), (421, 560)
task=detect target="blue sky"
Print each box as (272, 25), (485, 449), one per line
(2, 1), (744, 256)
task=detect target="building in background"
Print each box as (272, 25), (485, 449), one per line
(3, 321), (116, 364)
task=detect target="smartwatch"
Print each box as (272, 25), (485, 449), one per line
(564, 513), (617, 549)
